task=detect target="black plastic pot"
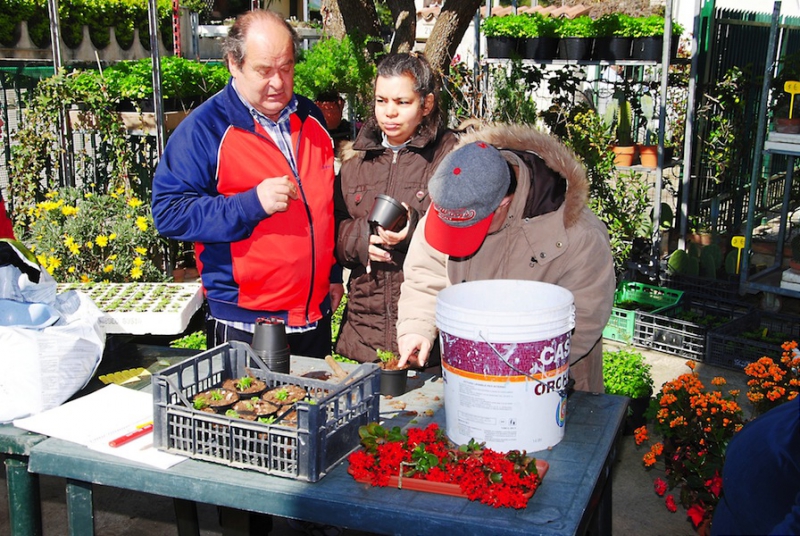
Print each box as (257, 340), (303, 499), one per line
(380, 368), (408, 397)
(623, 394), (652, 435)
(251, 317), (290, 374)
(558, 37), (592, 60)
(592, 37), (632, 61)
(368, 194), (407, 232)
(486, 36), (518, 59)
(522, 37), (558, 60)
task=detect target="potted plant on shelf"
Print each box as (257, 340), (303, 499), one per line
(293, 35), (375, 131)
(376, 348), (409, 397)
(602, 348), (654, 434)
(592, 13), (634, 61)
(605, 92), (636, 166)
(520, 13), (558, 61)
(555, 15), (595, 61)
(481, 14), (525, 59)
(790, 233), (800, 272)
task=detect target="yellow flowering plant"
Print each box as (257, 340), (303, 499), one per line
(634, 361), (745, 531)
(18, 187), (168, 283)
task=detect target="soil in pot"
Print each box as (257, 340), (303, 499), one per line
(262, 384), (307, 406)
(223, 376), (267, 398)
(193, 387), (239, 413)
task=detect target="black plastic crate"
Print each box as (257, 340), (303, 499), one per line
(706, 311), (800, 370)
(633, 297), (752, 361)
(152, 341), (380, 482)
(659, 270), (740, 302)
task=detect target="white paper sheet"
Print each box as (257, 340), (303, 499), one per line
(13, 384), (185, 470)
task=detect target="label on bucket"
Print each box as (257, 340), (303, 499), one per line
(440, 330), (569, 452)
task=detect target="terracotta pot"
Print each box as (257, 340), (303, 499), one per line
(315, 98), (344, 131)
(775, 117), (800, 134)
(688, 232), (713, 246)
(611, 145), (636, 167)
(638, 145), (658, 168)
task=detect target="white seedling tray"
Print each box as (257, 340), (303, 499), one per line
(57, 282), (203, 335)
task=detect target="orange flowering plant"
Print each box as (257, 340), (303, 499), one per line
(634, 361), (745, 531)
(743, 340), (800, 415)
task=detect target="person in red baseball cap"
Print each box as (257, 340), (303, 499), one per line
(396, 126), (616, 393)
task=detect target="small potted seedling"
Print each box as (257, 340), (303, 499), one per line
(222, 374), (267, 397)
(262, 384), (307, 406)
(376, 348), (409, 397)
(193, 387), (239, 413)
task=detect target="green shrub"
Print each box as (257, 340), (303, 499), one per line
(602, 348), (654, 399)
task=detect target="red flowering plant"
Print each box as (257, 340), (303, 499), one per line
(634, 361), (745, 531)
(347, 422), (542, 509)
(743, 340), (800, 415)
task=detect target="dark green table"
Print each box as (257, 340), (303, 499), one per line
(0, 425), (48, 536)
(1, 341), (200, 536)
(28, 379), (627, 536)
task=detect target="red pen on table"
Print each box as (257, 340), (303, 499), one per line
(108, 423), (153, 448)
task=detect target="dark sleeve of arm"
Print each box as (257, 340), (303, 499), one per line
(151, 125), (268, 243)
(333, 172), (371, 268)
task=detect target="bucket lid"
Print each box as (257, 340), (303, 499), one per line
(435, 280), (575, 342)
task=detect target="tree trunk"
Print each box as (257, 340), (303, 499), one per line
(322, 0), (382, 56)
(320, 1), (483, 75)
(423, 0), (482, 75)
(387, 0), (416, 54)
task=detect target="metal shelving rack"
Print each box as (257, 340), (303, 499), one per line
(738, 1), (800, 306)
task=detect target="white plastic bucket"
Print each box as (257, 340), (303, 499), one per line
(435, 280), (575, 452)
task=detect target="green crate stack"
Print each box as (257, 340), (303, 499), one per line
(602, 282), (684, 344)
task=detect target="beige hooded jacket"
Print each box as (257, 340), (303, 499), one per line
(396, 124), (616, 392)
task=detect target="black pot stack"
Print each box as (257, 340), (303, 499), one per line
(251, 317), (291, 374)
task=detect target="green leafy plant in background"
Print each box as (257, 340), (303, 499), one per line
(0, 0), (206, 50)
(170, 331), (207, 350)
(554, 16), (594, 38)
(293, 35), (376, 119)
(489, 60), (541, 125)
(602, 348), (654, 399)
(481, 14), (528, 38)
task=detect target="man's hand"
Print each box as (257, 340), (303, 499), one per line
(329, 283), (344, 315)
(257, 176), (298, 215)
(397, 333), (432, 369)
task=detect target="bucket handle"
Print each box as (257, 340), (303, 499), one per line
(478, 332), (569, 400)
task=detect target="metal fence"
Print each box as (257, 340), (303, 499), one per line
(691, 4), (800, 234)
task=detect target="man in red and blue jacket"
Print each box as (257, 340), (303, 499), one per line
(152, 10), (343, 358)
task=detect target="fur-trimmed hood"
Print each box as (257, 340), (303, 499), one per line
(455, 123), (589, 229)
